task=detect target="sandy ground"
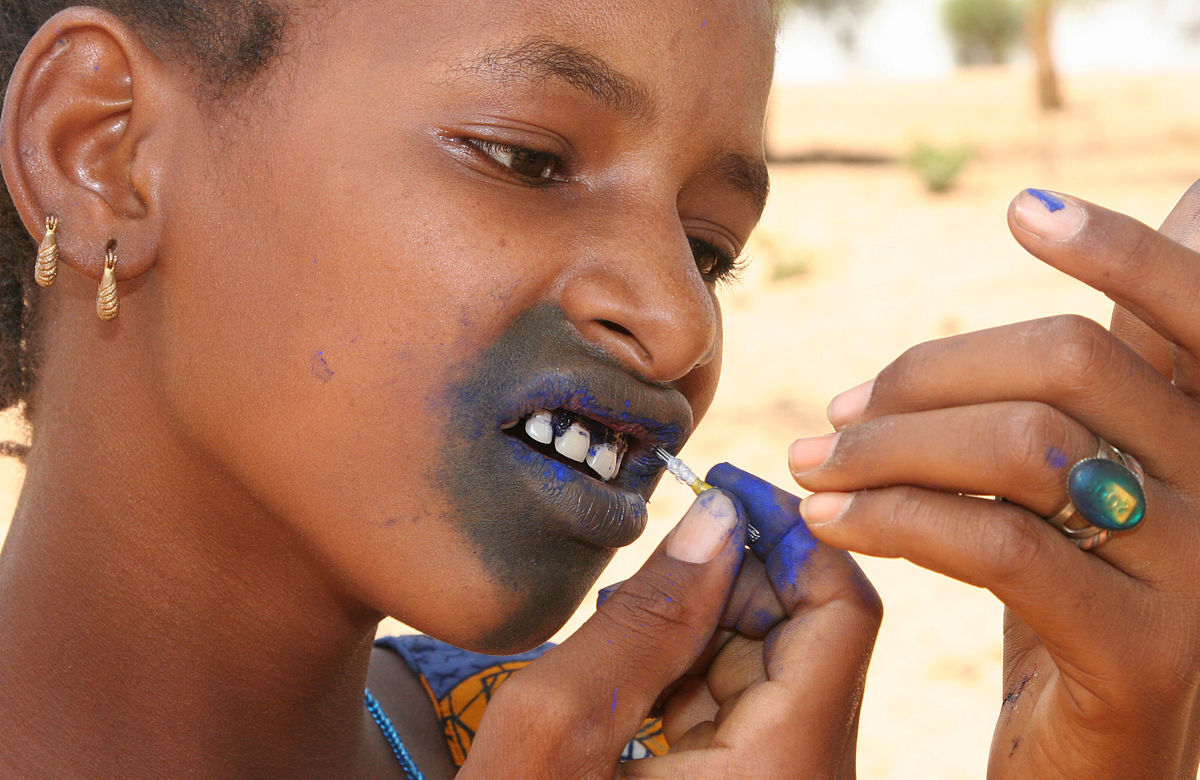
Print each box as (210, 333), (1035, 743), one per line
(2, 66), (1198, 777)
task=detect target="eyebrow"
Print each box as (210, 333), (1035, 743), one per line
(456, 37), (771, 212)
(715, 151), (771, 214)
(459, 37), (654, 124)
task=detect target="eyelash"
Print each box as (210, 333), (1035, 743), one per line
(689, 237), (747, 285)
(462, 136), (746, 284)
(463, 138), (567, 185)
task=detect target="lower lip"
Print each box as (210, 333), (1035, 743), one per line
(499, 435), (648, 548)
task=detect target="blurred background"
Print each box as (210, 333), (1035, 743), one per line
(2, 1), (1198, 777)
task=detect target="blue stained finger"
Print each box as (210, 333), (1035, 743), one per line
(595, 580), (625, 608)
(705, 463), (810, 560)
(766, 523), (819, 601)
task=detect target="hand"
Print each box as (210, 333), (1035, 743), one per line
(462, 480), (880, 779)
(789, 185), (1200, 779)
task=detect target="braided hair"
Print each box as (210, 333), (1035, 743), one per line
(0, 1), (286, 419)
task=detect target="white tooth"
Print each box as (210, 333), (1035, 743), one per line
(524, 410), (554, 444)
(554, 422), (591, 462)
(586, 441), (620, 481)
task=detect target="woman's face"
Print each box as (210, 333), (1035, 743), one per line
(153, 0), (775, 650)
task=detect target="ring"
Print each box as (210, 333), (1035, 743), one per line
(1043, 440), (1146, 551)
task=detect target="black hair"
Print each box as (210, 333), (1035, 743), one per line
(0, 1), (286, 420)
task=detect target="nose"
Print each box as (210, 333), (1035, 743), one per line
(558, 210), (719, 384)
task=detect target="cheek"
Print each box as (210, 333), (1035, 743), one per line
(147, 136), (551, 628)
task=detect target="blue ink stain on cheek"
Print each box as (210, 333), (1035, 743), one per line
(1045, 446), (1069, 469)
(1026, 188), (1065, 212)
(310, 351), (335, 382)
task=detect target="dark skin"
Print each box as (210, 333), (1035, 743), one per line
(792, 184), (1200, 778)
(0, 1), (880, 777)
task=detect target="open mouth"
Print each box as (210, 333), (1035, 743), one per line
(501, 408), (630, 482)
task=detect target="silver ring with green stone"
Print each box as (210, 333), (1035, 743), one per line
(1043, 440), (1146, 551)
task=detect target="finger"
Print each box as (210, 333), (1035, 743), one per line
(705, 463), (878, 645)
(626, 587), (877, 779)
(463, 490), (746, 779)
(1108, 180), (1200, 376)
(799, 487), (1148, 684)
(686, 465), (881, 775)
(719, 555), (786, 637)
(793, 401), (1100, 517)
(1008, 188), (1200, 389)
(706, 462), (805, 559)
(790, 400), (1176, 574)
(823, 315), (1200, 487)
(658, 675), (718, 745)
(1110, 303), (1171, 377)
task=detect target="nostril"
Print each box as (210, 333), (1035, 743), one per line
(597, 319), (634, 338)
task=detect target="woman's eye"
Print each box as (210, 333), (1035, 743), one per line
(689, 237), (746, 284)
(466, 139), (565, 183)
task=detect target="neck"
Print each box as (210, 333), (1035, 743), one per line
(0, 378), (391, 776)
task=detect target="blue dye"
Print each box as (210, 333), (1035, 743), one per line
(768, 523), (818, 594)
(1045, 446), (1069, 469)
(745, 607), (778, 636)
(596, 581), (622, 608)
(701, 19), (707, 27)
(1026, 188), (1065, 213)
(706, 463), (808, 560)
(1002, 668), (1034, 709)
(705, 463), (817, 593)
(310, 351), (335, 382)
(611, 688), (618, 713)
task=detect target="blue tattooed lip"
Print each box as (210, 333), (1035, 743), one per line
(442, 304), (700, 564)
(490, 372), (691, 547)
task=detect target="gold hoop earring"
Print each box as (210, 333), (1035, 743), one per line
(35, 215), (59, 287)
(96, 241), (119, 321)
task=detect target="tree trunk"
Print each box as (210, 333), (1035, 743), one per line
(1027, 0), (1063, 111)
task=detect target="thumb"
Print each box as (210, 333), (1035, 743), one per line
(1110, 179), (1200, 377)
(463, 489), (746, 778)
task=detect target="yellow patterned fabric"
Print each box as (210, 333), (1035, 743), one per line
(377, 634), (669, 766)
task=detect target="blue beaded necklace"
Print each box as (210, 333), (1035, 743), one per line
(364, 688), (426, 780)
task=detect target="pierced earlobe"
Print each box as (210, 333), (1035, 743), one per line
(96, 240), (119, 321)
(35, 215), (59, 287)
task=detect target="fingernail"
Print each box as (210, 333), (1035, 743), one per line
(799, 492), (853, 527)
(596, 580), (625, 608)
(788, 433), (839, 476)
(827, 379), (873, 428)
(666, 489), (740, 564)
(1014, 189), (1085, 241)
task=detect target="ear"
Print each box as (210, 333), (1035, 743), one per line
(0, 7), (170, 282)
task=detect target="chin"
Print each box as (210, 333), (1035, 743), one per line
(479, 540), (614, 655)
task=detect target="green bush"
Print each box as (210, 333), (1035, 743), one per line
(905, 141), (973, 193)
(942, 0), (1023, 65)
